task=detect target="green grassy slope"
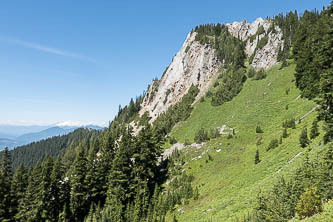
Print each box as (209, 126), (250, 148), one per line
(165, 64), (327, 221)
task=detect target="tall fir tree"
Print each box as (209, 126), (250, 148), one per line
(16, 162), (43, 221)
(132, 125), (162, 191)
(0, 147), (13, 221)
(318, 3), (333, 144)
(40, 156), (54, 221)
(85, 137), (107, 207)
(299, 127), (310, 148)
(106, 127), (135, 210)
(70, 145), (89, 221)
(10, 164), (28, 220)
(310, 119), (320, 139)
(50, 156), (70, 221)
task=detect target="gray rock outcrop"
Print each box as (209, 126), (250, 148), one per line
(139, 32), (220, 122)
(139, 18), (284, 122)
(227, 17), (283, 69)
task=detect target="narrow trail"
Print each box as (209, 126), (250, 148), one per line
(277, 152), (302, 174)
(275, 105), (318, 174)
(296, 105), (320, 124)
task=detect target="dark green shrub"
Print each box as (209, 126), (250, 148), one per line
(254, 69), (267, 80)
(153, 85), (199, 137)
(285, 88), (290, 95)
(169, 136), (177, 145)
(299, 127), (309, 148)
(267, 139), (279, 151)
(211, 68), (246, 106)
(256, 125), (264, 133)
(206, 90), (212, 98)
(247, 67), (256, 78)
(310, 120), (319, 139)
(249, 34), (257, 43)
(295, 186), (322, 219)
(282, 118), (296, 129)
(209, 128), (220, 139)
(279, 59), (289, 70)
(194, 128), (209, 143)
(139, 111), (151, 126)
(256, 25), (265, 36)
(255, 150), (261, 164)
(185, 45), (190, 53)
(257, 36), (269, 50)
(194, 23), (245, 68)
(249, 53), (255, 64)
(184, 139), (191, 146)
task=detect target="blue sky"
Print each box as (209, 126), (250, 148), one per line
(0, 0), (329, 126)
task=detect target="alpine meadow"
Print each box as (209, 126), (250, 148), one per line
(0, 2), (332, 222)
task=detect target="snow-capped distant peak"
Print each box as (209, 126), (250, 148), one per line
(54, 121), (106, 128)
(55, 121), (86, 127)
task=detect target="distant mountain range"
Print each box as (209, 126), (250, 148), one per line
(0, 124), (103, 150)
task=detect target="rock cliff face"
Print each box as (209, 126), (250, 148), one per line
(226, 17), (283, 69)
(139, 18), (283, 121)
(139, 32), (220, 121)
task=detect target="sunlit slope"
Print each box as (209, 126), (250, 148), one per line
(167, 64), (325, 221)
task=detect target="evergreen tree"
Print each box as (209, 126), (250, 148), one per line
(194, 128), (209, 143)
(99, 128), (117, 196)
(292, 4), (332, 143)
(106, 128), (135, 216)
(132, 125), (162, 190)
(318, 4), (333, 144)
(310, 119), (320, 139)
(70, 146), (89, 221)
(104, 187), (124, 222)
(50, 156), (70, 221)
(40, 155), (54, 221)
(133, 184), (148, 222)
(85, 137), (107, 207)
(0, 147), (13, 221)
(58, 202), (72, 222)
(16, 162), (43, 221)
(255, 150), (261, 164)
(266, 139), (279, 151)
(321, 145), (333, 199)
(256, 125), (263, 133)
(10, 164), (28, 219)
(299, 127), (310, 148)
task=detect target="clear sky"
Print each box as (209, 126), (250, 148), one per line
(0, 0), (329, 126)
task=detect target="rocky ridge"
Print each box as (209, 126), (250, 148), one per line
(226, 17), (283, 69)
(139, 32), (220, 122)
(139, 18), (284, 122)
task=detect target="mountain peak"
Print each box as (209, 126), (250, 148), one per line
(55, 121), (88, 127)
